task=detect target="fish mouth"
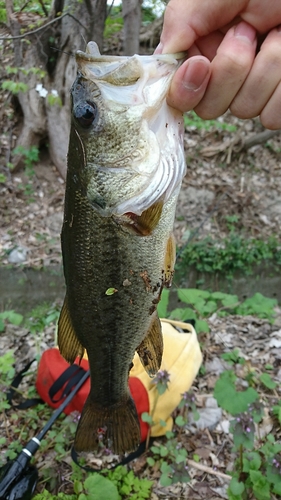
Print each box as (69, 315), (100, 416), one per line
(75, 41), (187, 85)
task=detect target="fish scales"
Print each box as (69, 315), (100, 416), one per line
(58, 42), (187, 454)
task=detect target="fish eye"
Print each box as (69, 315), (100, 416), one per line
(74, 101), (97, 128)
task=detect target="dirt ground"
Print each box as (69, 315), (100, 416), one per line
(1, 113), (281, 267)
(1, 113), (281, 499)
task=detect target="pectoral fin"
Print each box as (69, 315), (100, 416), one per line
(137, 312), (163, 377)
(58, 296), (84, 364)
(124, 200), (163, 236)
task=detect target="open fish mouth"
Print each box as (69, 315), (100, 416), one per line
(76, 41), (186, 89)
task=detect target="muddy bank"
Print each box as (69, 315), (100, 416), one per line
(1, 263), (281, 315)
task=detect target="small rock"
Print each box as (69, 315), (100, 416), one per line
(205, 357), (227, 375)
(269, 337), (281, 348)
(210, 485), (229, 499)
(216, 419), (230, 434)
(259, 213), (271, 225)
(205, 396), (220, 409)
(8, 246), (28, 264)
(46, 212), (63, 232)
(193, 408), (222, 430)
(184, 138), (197, 148)
(189, 398), (222, 430)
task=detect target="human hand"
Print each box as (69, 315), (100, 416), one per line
(157, 0), (281, 129)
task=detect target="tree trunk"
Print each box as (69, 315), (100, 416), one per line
(6, 0), (107, 178)
(122, 0), (142, 56)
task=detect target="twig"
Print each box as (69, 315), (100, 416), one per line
(187, 459), (231, 481)
(0, 12), (87, 40)
(242, 129), (281, 151)
(19, 0), (32, 12)
(38, 0), (49, 17)
(215, 301), (241, 313)
(106, 0), (115, 19)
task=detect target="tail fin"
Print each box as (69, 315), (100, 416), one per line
(74, 394), (140, 454)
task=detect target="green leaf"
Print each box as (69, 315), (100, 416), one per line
(146, 457), (155, 466)
(157, 288), (170, 318)
(201, 300), (217, 315)
(273, 405), (281, 424)
(177, 288), (210, 304)
(160, 446), (168, 457)
(273, 483), (281, 496)
(259, 373), (277, 390)
(160, 462), (173, 487)
(165, 430), (174, 439)
(175, 415), (186, 427)
(175, 449), (187, 463)
(105, 288), (117, 296)
(169, 307), (196, 322)
(120, 484), (130, 495)
(141, 412), (154, 425)
(249, 470), (271, 500)
(0, 310), (23, 325)
(232, 419), (255, 450)
(156, 382), (169, 395)
(160, 461), (172, 474)
(243, 452), (261, 472)
(237, 293), (277, 320)
(74, 480), (83, 494)
(221, 349), (243, 365)
(2, 80), (28, 94)
(221, 294), (239, 307)
(214, 370), (258, 414)
(190, 297), (206, 312)
(151, 445), (161, 455)
(160, 474), (172, 487)
(229, 477), (245, 495)
(210, 291), (229, 300)
(195, 319), (210, 333)
(266, 464), (281, 492)
(84, 474), (119, 500)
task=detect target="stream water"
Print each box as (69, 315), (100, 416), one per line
(1, 264), (280, 315)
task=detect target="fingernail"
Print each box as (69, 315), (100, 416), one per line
(234, 21), (256, 43)
(154, 42), (163, 54)
(183, 59), (209, 91)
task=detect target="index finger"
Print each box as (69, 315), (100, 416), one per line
(160, 0), (248, 53)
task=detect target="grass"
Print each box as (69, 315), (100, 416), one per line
(176, 233), (281, 278)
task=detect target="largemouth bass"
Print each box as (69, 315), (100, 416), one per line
(58, 42), (186, 454)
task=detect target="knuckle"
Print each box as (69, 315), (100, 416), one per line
(229, 99), (257, 120)
(260, 111), (281, 130)
(219, 52), (252, 76)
